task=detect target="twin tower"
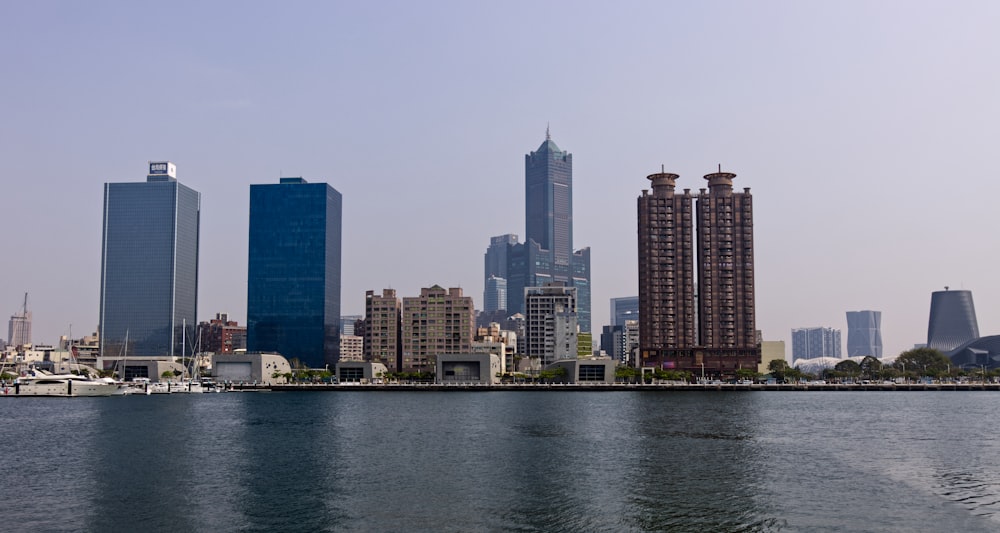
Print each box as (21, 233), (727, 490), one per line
(638, 168), (759, 376)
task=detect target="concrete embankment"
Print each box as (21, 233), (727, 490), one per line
(237, 383), (1000, 392)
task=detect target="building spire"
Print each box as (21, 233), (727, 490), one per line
(546, 123), (551, 141)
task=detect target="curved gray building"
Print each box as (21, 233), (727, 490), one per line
(927, 288), (979, 353)
(846, 310), (882, 358)
(948, 335), (1000, 370)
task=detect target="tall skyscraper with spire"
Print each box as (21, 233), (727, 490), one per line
(483, 129), (591, 332)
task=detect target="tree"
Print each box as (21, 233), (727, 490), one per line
(768, 359), (790, 381)
(894, 347), (951, 377)
(161, 370), (174, 381)
(735, 368), (760, 381)
(834, 360), (862, 381)
(859, 356), (883, 380)
(615, 366), (640, 382)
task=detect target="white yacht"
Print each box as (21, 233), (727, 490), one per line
(12, 370), (125, 397)
(148, 382), (171, 394)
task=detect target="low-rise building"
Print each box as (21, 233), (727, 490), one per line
(212, 352), (291, 384)
(335, 361), (388, 383)
(545, 357), (616, 384)
(435, 353), (501, 385)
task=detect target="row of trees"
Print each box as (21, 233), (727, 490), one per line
(768, 347), (995, 382)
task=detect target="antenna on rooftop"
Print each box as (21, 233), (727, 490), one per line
(546, 123), (551, 140)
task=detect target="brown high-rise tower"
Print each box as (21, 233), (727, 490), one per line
(638, 168), (760, 377)
(637, 172), (696, 363)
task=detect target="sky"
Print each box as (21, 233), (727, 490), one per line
(2, 1), (999, 360)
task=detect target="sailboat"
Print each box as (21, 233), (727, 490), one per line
(172, 319), (204, 393)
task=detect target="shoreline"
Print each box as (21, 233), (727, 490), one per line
(251, 382), (1000, 392)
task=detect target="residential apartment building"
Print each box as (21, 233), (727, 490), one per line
(401, 286), (475, 373)
(637, 168), (760, 376)
(364, 289), (401, 372)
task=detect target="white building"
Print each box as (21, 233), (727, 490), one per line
(339, 334), (364, 362)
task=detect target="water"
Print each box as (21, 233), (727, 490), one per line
(2, 391), (999, 532)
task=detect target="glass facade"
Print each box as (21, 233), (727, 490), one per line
(247, 178), (342, 368)
(846, 310), (883, 358)
(100, 173), (200, 357)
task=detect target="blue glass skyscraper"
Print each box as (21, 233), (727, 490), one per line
(247, 177), (342, 368)
(100, 162), (200, 357)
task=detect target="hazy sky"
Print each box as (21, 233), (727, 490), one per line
(3, 1), (998, 360)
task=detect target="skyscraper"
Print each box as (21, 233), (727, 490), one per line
(483, 275), (507, 314)
(791, 327), (842, 360)
(637, 168), (760, 375)
(696, 169), (758, 363)
(482, 131), (591, 331)
(927, 287), (979, 353)
(610, 296), (639, 327)
(100, 162), (200, 357)
(638, 171), (697, 363)
(846, 310), (883, 358)
(525, 130), (573, 265)
(247, 177), (342, 368)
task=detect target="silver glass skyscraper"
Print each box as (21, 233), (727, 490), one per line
(846, 310), (883, 358)
(100, 162), (200, 357)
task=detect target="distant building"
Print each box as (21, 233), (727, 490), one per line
(600, 318), (639, 365)
(610, 296), (639, 327)
(364, 289), (401, 372)
(481, 132), (592, 332)
(401, 286), (475, 373)
(525, 284), (578, 366)
(340, 315), (363, 336)
(8, 293), (31, 347)
(100, 161), (199, 358)
(483, 275), (507, 314)
(791, 327), (842, 360)
(339, 334), (363, 362)
(927, 287), (979, 353)
(199, 313), (246, 354)
(473, 322), (517, 374)
(846, 310), (882, 358)
(247, 177), (342, 369)
(759, 340), (786, 375)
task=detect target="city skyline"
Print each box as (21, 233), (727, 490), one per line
(3, 2), (1000, 358)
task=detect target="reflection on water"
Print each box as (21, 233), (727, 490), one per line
(1, 391), (1000, 532)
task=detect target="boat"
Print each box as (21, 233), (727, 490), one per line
(148, 382), (171, 394)
(11, 369), (125, 397)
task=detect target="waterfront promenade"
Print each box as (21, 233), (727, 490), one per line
(249, 382), (1000, 392)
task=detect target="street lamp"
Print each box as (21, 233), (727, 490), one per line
(700, 362), (705, 383)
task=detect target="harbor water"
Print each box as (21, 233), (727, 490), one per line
(2, 391), (999, 532)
